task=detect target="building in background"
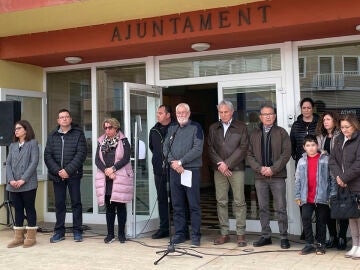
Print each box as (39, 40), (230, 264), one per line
(0, 0), (360, 237)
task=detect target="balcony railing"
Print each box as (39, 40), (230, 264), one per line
(312, 73), (344, 88)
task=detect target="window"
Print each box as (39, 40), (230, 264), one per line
(344, 56), (359, 75)
(299, 57), (306, 78)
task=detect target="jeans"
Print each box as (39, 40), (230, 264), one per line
(53, 177), (83, 235)
(10, 189), (37, 227)
(302, 203), (329, 245)
(214, 170), (246, 235)
(154, 173), (169, 232)
(170, 168), (201, 240)
(255, 177), (288, 238)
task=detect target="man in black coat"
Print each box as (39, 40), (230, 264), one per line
(44, 109), (87, 243)
(149, 105), (173, 239)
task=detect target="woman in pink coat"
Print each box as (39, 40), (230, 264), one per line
(95, 118), (133, 244)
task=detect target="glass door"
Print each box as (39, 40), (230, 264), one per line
(218, 77), (287, 233)
(122, 83), (162, 238)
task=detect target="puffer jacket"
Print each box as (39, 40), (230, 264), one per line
(329, 131), (360, 193)
(44, 125), (87, 182)
(95, 132), (134, 206)
(247, 124), (291, 179)
(295, 152), (337, 205)
(290, 114), (319, 163)
(208, 119), (248, 171)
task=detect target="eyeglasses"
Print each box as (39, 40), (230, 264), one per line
(341, 125), (352, 130)
(104, 126), (114, 130)
(15, 127), (23, 131)
(260, 113), (275, 117)
(58, 116), (71, 120)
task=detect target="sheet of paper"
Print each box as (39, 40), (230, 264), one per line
(181, 170), (192, 187)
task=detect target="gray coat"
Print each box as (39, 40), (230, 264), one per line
(6, 139), (39, 192)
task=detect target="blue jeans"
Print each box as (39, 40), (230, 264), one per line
(53, 177), (83, 235)
(170, 168), (201, 241)
(10, 189), (37, 227)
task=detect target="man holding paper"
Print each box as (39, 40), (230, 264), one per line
(208, 100), (249, 247)
(163, 103), (204, 247)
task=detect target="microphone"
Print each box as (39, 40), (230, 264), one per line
(169, 132), (176, 141)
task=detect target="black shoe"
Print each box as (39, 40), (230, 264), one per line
(119, 234), (126, 244)
(325, 236), (338, 248)
(280, 239), (290, 249)
(316, 243), (326, 255)
(253, 237), (272, 247)
(151, 230), (169, 239)
(337, 237), (347, 250)
(299, 244), (315, 255)
(172, 235), (186, 244)
(104, 235), (115, 244)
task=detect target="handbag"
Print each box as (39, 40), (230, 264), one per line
(330, 187), (360, 219)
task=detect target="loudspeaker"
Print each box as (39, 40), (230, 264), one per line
(0, 101), (21, 146)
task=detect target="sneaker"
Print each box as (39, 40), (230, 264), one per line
(316, 244), (326, 255)
(191, 238), (200, 247)
(74, 232), (83, 242)
(280, 239), (291, 249)
(171, 235), (186, 245)
(104, 235), (115, 244)
(253, 237), (272, 247)
(299, 244), (315, 255)
(50, 233), (65, 243)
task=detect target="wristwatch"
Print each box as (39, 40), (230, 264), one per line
(112, 166), (116, 172)
(177, 160), (182, 166)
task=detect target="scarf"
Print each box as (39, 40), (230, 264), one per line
(101, 135), (119, 153)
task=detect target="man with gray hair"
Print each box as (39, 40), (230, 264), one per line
(247, 104), (291, 249)
(208, 100), (248, 247)
(163, 103), (204, 247)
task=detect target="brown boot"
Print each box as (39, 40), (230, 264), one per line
(213, 235), (230, 245)
(7, 226), (25, 248)
(23, 226), (38, 248)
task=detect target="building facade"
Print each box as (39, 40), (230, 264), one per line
(0, 0), (360, 237)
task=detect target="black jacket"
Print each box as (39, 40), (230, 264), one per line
(149, 121), (174, 175)
(329, 131), (360, 193)
(44, 124), (87, 182)
(290, 114), (319, 164)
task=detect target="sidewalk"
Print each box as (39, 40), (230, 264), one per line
(0, 224), (359, 270)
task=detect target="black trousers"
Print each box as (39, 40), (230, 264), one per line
(10, 189), (37, 227)
(105, 195), (127, 237)
(154, 173), (169, 232)
(302, 203), (330, 245)
(53, 177), (82, 235)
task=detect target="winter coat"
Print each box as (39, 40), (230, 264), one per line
(295, 152), (336, 205)
(95, 132), (134, 206)
(247, 124), (291, 179)
(44, 125), (87, 182)
(149, 121), (174, 175)
(290, 114), (319, 164)
(208, 119), (248, 171)
(329, 131), (360, 193)
(6, 139), (39, 192)
(163, 120), (203, 168)
(316, 129), (341, 154)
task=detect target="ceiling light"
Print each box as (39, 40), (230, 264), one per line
(191, 43), (210, 52)
(356, 25), (360, 32)
(64, 56), (82, 64)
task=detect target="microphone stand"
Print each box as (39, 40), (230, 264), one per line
(154, 125), (202, 265)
